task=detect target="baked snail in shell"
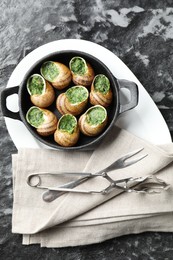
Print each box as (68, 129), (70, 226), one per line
(56, 86), (89, 116)
(79, 105), (107, 136)
(26, 106), (58, 136)
(27, 74), (55, 108)
(69, 57), (95, 87)
(90, 74), (113, 107)
(40, 61), (71, 90)
(54, 114), (80, 147)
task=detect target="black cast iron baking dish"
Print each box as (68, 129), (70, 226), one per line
(1, 50), (139, 150)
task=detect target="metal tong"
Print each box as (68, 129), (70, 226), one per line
(26, 148), (169, 202)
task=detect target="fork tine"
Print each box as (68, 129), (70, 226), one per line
(123, 153), (148, 167)
(121, 148), (144, 161)
(102, 148), (147, 173)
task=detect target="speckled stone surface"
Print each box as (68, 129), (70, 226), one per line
(1, 0), (173, 259)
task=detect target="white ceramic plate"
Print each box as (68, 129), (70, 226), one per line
(4, 39), (172, 149)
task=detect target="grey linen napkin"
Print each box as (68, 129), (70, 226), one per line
(12, 126), (173, 247)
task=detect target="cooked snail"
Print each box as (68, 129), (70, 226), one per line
(27, 74), (55, 108)
(90, 74), (113, 107)
(79, 105), (107, 136)
(54, 114), (79, 147)
(56, 85), (89, 116)
(69, 57), (95, 87)
(26, 106), (58, 136)
(40, 61), (71, 90)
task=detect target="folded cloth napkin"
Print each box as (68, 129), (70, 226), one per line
(12, 126), (173, 247)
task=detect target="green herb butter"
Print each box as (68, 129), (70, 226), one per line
(27, 107), (44, 128)
(94, 75), (110, 95)
(59, 114), (76, 134)
(86, 107), (106, 125)
(41, 61), (59, 82)
(66, 86), (88, 104)
(70, 57), (86, 75)
(27, 75), (45, 95)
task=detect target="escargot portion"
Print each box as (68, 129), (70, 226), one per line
(56, 86), (89, 116)
(40, 61), (71, 90)
(69, 57), (95, 87)
(79, 105), (107, 136)
(27, 74), (55, 108)
(90, 74), (113, 107)
(54, 114), (79, 147)
(26, 106), (58, 136)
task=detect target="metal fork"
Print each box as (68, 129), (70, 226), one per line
(27, 148), (147, 202)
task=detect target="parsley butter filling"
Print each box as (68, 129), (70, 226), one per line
(86, 106), (106, 125)
(41, 61), (59, 82)
(59, 114), (77, 134)
(66, 86), (88, 104)
(26, 107), (44, 128)
(93, 74), (110, 95)
(27, 74), (45, 95)
(70, 57), (87, 75)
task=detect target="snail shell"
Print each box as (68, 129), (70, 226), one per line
(27, 74), (55, 108)
(40, 61), (71, 90)
(79, 105), (108, 136)
(90, 74), (113, 107)
(69, 57), (95, 87)
(26, 106), (58, 136)
(54, 114), (80, 147)
(56, 86), (89, 116)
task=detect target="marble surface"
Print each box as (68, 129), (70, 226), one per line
(1, 0), (173, 259)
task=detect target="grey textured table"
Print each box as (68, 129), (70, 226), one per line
(1, 0), (173, 259)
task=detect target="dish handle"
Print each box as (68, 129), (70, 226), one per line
(1, 86), (21, 120)
(117, 79), (139, 114)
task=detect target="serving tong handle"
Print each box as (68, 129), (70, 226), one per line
(42, 148), (147, 201)
(27, 148), (148, 201)
(27, 148), (147, 201)
(26, 148), (170, 200)
(27, 171), (169, 197)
